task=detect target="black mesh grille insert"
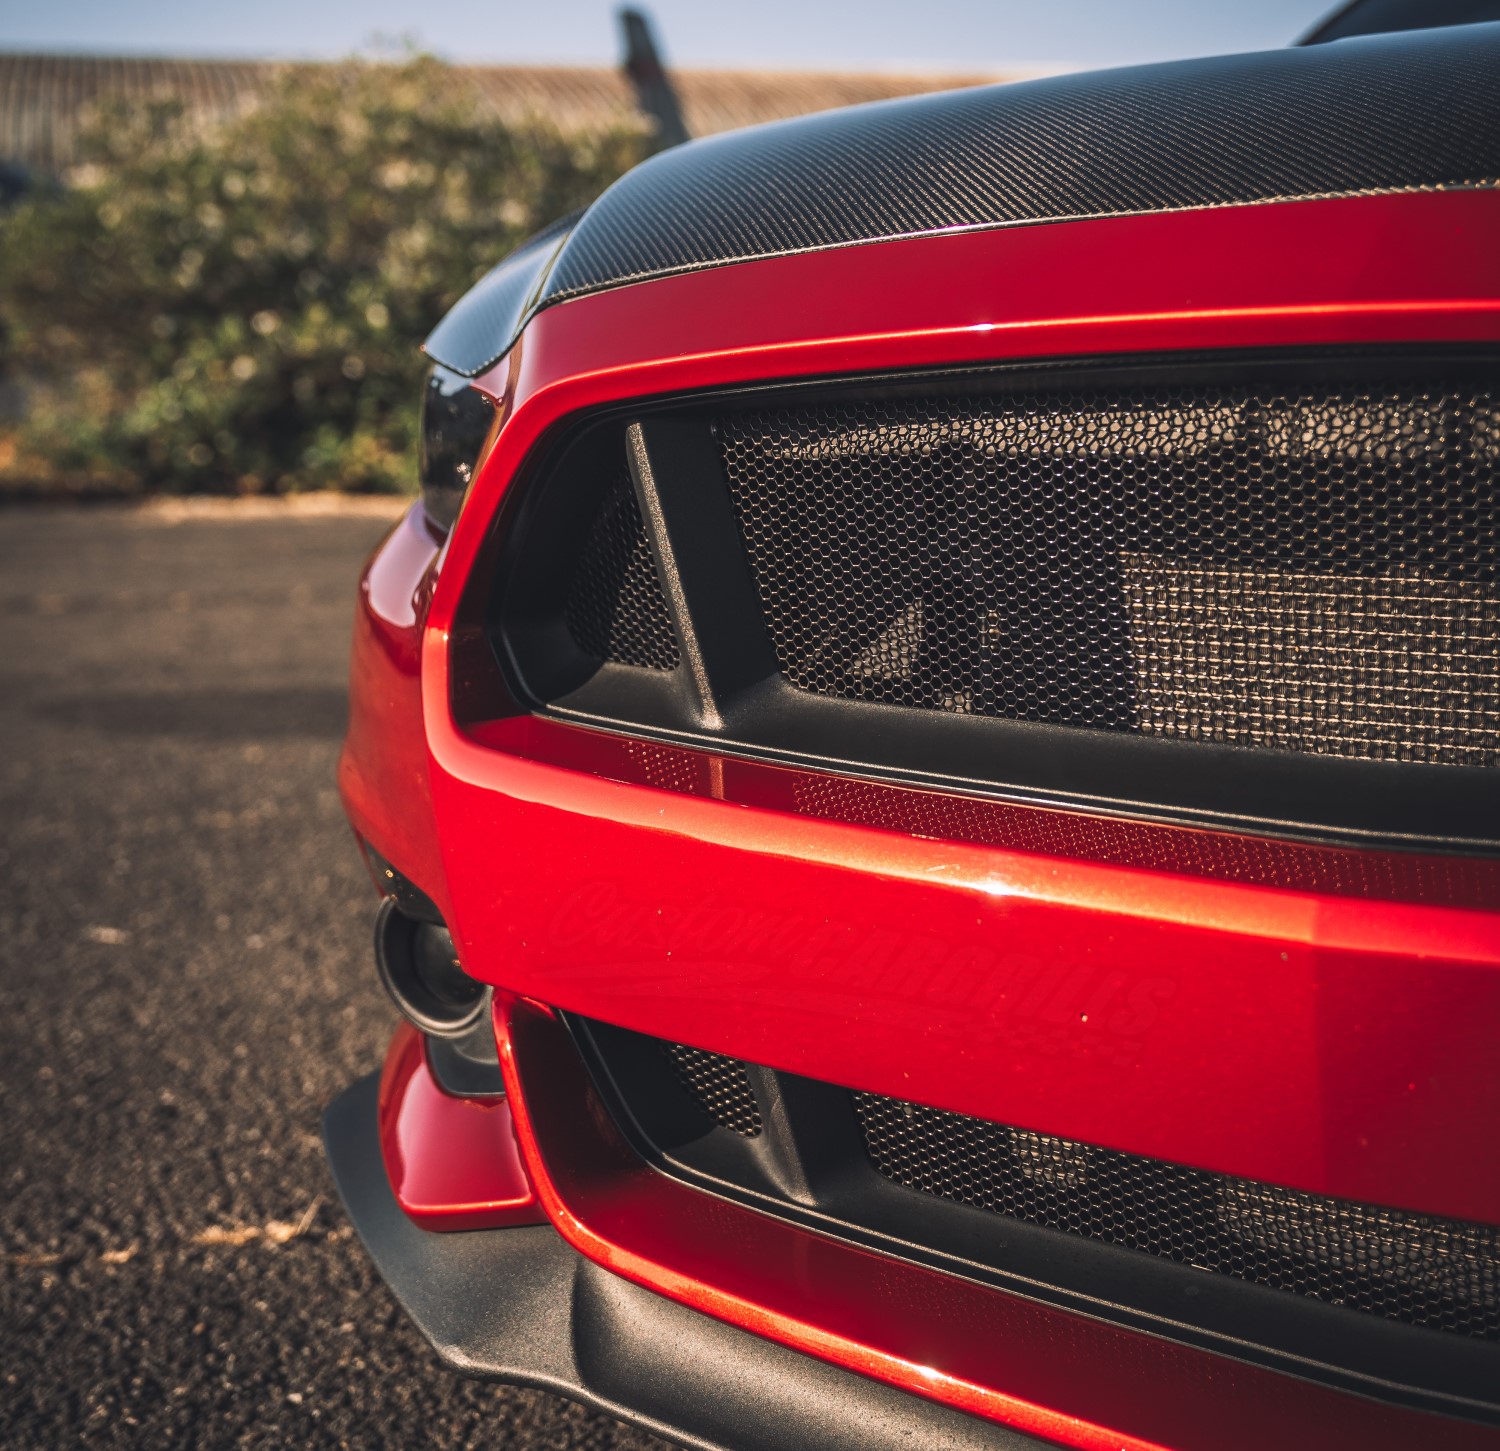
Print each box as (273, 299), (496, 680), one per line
(787, 771), (1500, 906)
(564, 467), (680, 671)
(717, 379), (1500, 765)
(660, 1041), (763, 1136)
(854, 1093), (1500, 1341)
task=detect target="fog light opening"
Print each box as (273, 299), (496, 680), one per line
(373, 897), (488, 1039)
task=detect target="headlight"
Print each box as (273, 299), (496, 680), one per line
(419, 363), (495, 534)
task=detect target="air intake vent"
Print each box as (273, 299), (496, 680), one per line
(564, 466), (680, 671)
(660, 1041), (763, 1136)
(854, 1093), (1500, 1341)
(571, 1011), (1500, 1414)
(496, 359), (1500, 847)
(717, 380), (1500, 766)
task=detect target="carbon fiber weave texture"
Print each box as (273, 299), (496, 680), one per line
(426, 24), (1500, 376)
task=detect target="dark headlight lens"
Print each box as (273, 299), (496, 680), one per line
(419, 363), (495, 534)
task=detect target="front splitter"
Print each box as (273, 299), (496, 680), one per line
(322, 1073), (1035, 1451)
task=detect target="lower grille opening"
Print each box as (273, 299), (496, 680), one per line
(854, 1093), (1499, 1342)
(660, 1040), (763, 1137)
(571, 1015), (1500, 1419)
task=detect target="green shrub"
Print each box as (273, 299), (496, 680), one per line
(0, 58), (648, 496)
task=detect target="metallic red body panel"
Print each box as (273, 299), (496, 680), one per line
(340, 191), (1500, 1437)
(498, 995), (1500, 1451)
(434, 721), (1500, 1224)
(457, 189), (1500, 498)
(377, 1021), (540, 1231)
(437, 714), (1500, 1227)
(338, 506), (448, 907)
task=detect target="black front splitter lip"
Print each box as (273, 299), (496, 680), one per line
(322, 1073), (1040, 1451)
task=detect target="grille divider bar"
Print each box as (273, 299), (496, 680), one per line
(626, 422), (718, 726)
(743, 1066), (871, 1209)
(626, 419), (785, 732)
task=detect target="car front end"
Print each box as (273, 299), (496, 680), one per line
(325, 21), (1500, 1449)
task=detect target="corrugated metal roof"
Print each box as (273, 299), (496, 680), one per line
(0, 53), (1020, 174)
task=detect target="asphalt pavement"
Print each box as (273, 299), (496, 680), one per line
(0, 503), (671, 1449)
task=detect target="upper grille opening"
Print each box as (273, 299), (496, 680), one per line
(495, 358), (1500, 848)
(717, 380), (1500, 766)
(563, 465), (680, 672)
(855, 1092), (1500, 1342)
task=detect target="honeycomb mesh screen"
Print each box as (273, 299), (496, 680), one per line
(788, 771), (1500, 907)
(660, 1041), (763, 1136)
(564, 467), (680, 671)
(716, 377), (1500, 764)
(854, 1093), (1500, 1339)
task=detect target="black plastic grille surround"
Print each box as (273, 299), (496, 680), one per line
(563, 466), (679, 671)
(658, 1040), (763, 1136)
(717, 379), (1500, 766)
(854, 1093), (1500, 1342)
(494, 353), (1500, 851)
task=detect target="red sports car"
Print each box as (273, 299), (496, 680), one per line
(325, 7), (1500, 1447)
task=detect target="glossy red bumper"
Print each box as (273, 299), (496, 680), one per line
(376, 1021), (540, 1232)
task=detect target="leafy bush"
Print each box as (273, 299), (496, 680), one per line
(0, 58), (648, 496)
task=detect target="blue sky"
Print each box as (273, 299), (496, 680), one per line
(0, 1), (1345, 71)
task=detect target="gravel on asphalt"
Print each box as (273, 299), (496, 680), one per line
(0, 505), (673, 1450)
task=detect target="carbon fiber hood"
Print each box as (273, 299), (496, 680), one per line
(425, 22), (1500, 378)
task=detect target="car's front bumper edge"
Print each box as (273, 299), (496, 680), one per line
(322, 1072), (1038, 1451)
